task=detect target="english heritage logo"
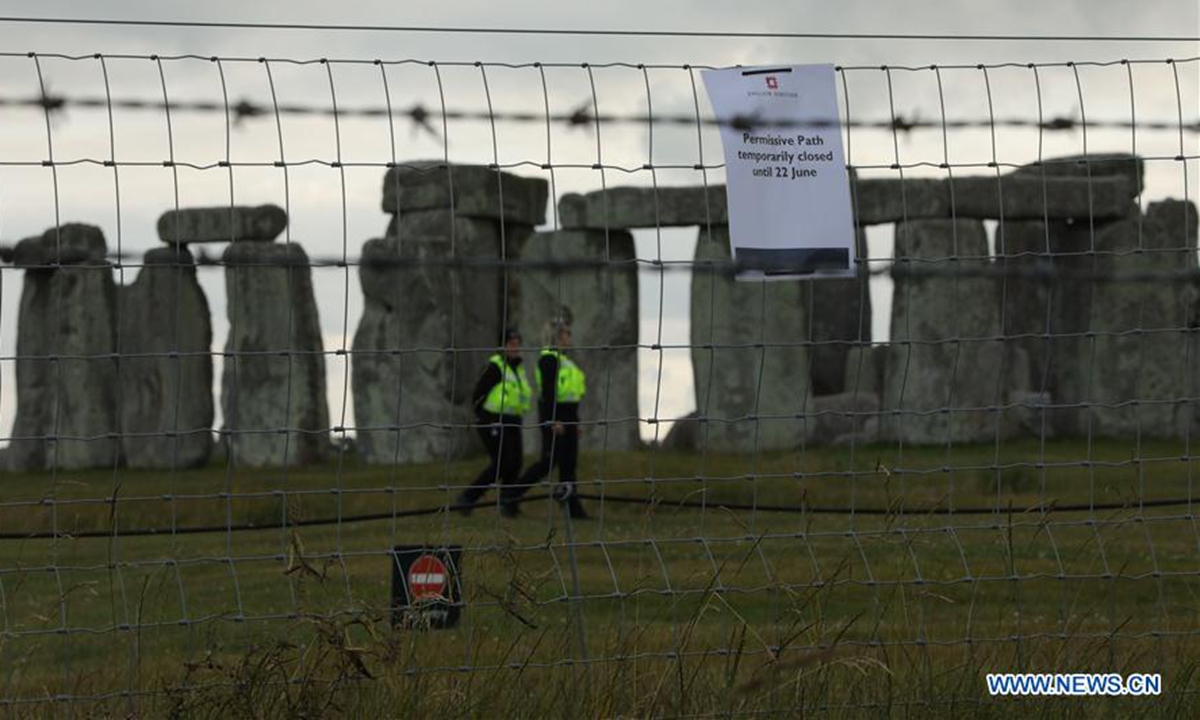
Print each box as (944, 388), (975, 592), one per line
(765, 76), (779, 90)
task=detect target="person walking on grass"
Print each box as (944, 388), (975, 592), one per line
(509, 318), (589, 519)
(456, 327), (531, 518)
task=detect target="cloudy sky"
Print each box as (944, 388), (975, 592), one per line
(0, 1), (1195, 440)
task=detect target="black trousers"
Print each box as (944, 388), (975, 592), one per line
(463, 422), (524, 503)
(511, 424), (579, 500)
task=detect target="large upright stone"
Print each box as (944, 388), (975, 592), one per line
(517, 230), (640, 451)
(353, 218), (504, 465)
(118, 247), (214, 469)
(222, 242), (328, 467)
(691, 227), (809, 452)
(1073, 201), (1199, 438)
(1002, 154), (1146, 437)
(7, 224), (119, 471)
(883, 219), (1006, 444)
(808, 229), (871, 395)
(355, 164), (549, 466)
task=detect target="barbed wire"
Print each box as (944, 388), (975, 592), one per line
(1, 92), (1197, 135)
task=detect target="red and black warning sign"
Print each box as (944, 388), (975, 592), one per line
(391, 545), (462, 629)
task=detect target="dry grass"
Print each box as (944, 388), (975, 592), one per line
(0, 439), (1196, 717)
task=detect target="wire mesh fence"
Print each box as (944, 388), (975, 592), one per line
(0, 34), (1197, 717)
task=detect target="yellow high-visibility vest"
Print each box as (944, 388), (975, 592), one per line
(482, 354), (532, 416)
(537, 348), (586, 403)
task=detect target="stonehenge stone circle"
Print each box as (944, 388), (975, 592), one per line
(118, 246), (214, 469)
(353, 164), (548, 465)
(1072, 200), (1199, 439)
(884, 219), (1005, 444)
(222, 241), (329, 467)
(691, 226), (809, 452)
(157, 204), (287, 244)
(7, 224), (119, 471)
(517, 229), (640, 451)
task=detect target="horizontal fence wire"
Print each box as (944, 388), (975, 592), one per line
(0, 36), (1197, 716)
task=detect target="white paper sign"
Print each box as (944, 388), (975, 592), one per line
(702, 64), (856, 280)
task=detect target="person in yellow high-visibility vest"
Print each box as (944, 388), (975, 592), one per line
(510, 319), (589, 519)
(456, 327), (532, 518)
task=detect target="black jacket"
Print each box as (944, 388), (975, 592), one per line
(472, 355), (524, 425)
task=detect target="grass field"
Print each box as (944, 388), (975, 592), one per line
(0, 438), (1198, 717)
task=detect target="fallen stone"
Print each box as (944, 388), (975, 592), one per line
(381, 162), (548, 225)
(7, 224), (119, 471)
(659, 411), (700, 451)
(516, 230), (640, 451)
(117, 247), (214, 469)
(691, 226), (809, 452)
(157, 204), (287, 244)
(883, 219), (1007, 444)
(807, 391), (880, 446)
(221, 241), (329, 467)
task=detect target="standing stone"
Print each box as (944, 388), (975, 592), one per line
(7, 224), (119, 471)
(691, 226), (809, 452)
(222, 242), (328, 467)
(1000, 155), (1143, 437)
(884, 219), (1005, 444)
(1076, 201), (1199, 438)
(353, 219), (503, 465)
(517, 230), (640, 451)
(118, 247), (213, 469)
(808, 229), (871, 395)
(354, 164), (548, 466)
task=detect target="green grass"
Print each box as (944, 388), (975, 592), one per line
(0, 439), (1198, 717)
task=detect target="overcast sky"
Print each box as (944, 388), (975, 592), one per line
(0, 1), (1195, 441)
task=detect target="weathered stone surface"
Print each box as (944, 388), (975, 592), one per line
(808, 392), (880, 445)
(354, 212), (510, 465)
(558, 176), (1135, 231)
(1015, 153), (1145, 198)
(381, 162), (548, 225)
(117, 247), (213, 469)
(1069, 200), (1200, 438)
(883, 219), (1006, 444)
(843, 344), (889, 397)
(12, 223), (108, 267)
(559, 186), (729, 230)
(660, 411), (700, 451)
(157, 205), (287, 244)
(222, 242), (328, 467)
(691, 226), (809, 452)
(6, 224), (119, 471)
(808, 229), (871, 395)
(516, 230), (640, 451)
(995, 221), (1056, 394)
(851, 178), (951, 226)
(949, 175), (1136, 222)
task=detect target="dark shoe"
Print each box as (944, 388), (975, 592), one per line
(500, 502), (522, 519)
(567, 497), (590, 520)
(453, 493), (475, 517)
